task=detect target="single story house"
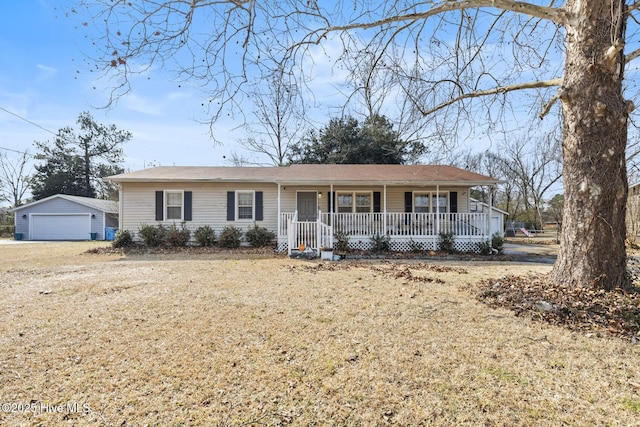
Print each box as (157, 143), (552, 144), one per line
(11, 194), (119, 241)
(107, 164), (502, 253)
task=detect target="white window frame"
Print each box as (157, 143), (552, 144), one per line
(337, 191), (373, 213)
(413, 191), (449, 213)
(236, 190), (255, 221)
(165, 190), (184, 220)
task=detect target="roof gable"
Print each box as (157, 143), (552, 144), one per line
(10, 194), (118, 214)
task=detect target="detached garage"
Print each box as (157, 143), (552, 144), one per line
(11, 195), (118, 241)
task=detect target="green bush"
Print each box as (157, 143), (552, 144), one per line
(218, 225), (243, 248)
(194, 225), (216, 247)
(370, 233), (391, 253)
(491, 233), (505, 254)
(166, 222), (191, 247)
(477, 233), (505, 255)
(478, 240), (492, 255)
(333, 230), (350, 253)
(438, 231), (456, 253)
(112, 229), (133, 248)
(138, 223), (166, 247)
(245, 224), (275, 247)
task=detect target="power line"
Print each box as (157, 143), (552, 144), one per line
(0, 106), (57, 136)
(0, 145), (32, 157)
(0, 106), (59, 158)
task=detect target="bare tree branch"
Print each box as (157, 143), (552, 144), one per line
(406, 78), (563, 117)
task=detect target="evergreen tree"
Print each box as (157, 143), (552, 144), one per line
(290, 115), (424, 164)
(31, 112), (130, 200)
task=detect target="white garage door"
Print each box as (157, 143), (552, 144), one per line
(31, 214), (91, 240)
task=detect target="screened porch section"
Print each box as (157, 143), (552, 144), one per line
(278, 211), (492, 254)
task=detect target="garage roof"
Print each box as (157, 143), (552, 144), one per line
(10, 194), (118, 214)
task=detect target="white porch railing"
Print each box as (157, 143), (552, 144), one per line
(319, 212), (487, 237)
(280, 211), (490, 253)
(286, 210), (333, 255)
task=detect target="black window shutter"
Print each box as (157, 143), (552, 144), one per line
(255, 191), (263, 221)
(373, 192), (381, 213)
(155, 191), (164, 221)
(404, 192), (413, 213)
(227, 191), (235, 221)
(184, 191), (193, 221)
(450, 192), (458, 213)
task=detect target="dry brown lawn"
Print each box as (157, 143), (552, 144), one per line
(1, 241), (639, 426)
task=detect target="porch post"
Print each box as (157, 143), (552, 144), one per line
(277, 184), (281, 243)
(488, 185), (493, 242)
(436, 185), (440, 235)
(383, 184), (387, 234)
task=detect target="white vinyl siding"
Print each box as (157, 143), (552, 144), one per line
(119, 182), (278, 237)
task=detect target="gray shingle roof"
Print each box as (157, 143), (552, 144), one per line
(10, 194), (118, 214)
(107, 164), (500, 186)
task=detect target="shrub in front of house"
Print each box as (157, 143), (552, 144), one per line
(194, 225), (216, 246)
(333, 230), (350, 253)
(478, 233), (505, 255)
(438, 231), (456, 253)
(166, 222), (191, 247)
(245, 224), (275, 247)
(491, 233), (504, 254)
(370, 233), (391, 252)
(138, 223), (167, 247)
(218, 225), (243, 248)
(112, 230), (133, 248)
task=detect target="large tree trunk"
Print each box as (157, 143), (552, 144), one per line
(551, 0), (629, 290)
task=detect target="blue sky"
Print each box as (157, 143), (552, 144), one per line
(0, 0), (235, 172)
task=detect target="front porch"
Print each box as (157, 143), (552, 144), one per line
(278, 211), (492, 254)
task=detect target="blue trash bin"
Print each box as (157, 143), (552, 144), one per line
(105, 227), (118, 241)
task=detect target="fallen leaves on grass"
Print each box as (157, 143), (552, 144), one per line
(475, 274), (640, 341)
(289, 260), (467, 285)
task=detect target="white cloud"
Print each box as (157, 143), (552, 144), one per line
(36, 64), (57, 82)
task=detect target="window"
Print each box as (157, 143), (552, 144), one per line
(355, 193), (371, 213)
(166, 191), (183, 220)
(337, 194), (353, 213)
(412, 192), (448, 213)
(237, 191), (254, 220)
(337, 192), (372, 213)
(414, 194), (430, 213)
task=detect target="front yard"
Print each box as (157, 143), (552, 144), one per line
(0, 242), (638, 425)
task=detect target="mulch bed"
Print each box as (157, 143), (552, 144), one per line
(474, 272), (640, 342)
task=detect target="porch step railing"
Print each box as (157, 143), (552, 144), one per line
(286, 210), (333, 256)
